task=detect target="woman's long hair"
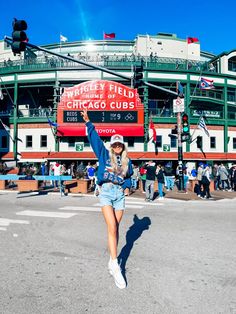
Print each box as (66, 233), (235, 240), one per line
(109, 145), (129, 176)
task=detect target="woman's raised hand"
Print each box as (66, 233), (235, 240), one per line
(80, 109), (90, 123)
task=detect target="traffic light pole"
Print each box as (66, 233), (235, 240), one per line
(5, 34), (180, 165)
(5, 36), (179, 97)
(177, 111), (184, 191)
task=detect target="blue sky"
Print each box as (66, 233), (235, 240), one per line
(1, 0), (235, 55)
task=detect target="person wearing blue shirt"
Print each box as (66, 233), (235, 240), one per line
(81, 109), (133, 289)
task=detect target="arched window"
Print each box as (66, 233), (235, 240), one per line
(228, 56), (236, 72)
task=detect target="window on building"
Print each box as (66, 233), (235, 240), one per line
(233, 137), (236, 149)
(210, 137), (216, 149)
(170, 137), (177, 148)
(156, 135), (162, 148)
(40, 135), (47, 148)
(68, 137), (75, 147)
(26, 135), (32, 148)
(84, 137), (90, 147)
(127, 137), (134, 147)
(1, 136), (7, 148)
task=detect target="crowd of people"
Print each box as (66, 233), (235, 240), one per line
(130, 161), (236, 201)
(2, 160), (236, 198)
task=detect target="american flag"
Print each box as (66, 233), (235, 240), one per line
(198, 116), (209, 137)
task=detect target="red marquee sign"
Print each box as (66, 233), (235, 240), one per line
(57, 80), (144, 136)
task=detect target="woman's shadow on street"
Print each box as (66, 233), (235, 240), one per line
(118, 214), (151, 283)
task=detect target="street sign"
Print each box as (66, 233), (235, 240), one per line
(163, 144), (170, 152)
(173, 98), (185, 113)
(75, 142), (84, 152)
(181, 134), (190, 142)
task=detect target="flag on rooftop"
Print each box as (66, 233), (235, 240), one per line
(187, 37), (199, 44)
(198, 116), (210, 137)
(60, 34), (68, 42)
(200, 77), (214, 89)
(104, 32), (115, 39)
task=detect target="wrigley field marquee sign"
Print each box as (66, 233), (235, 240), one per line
(57, 80), (144, 136)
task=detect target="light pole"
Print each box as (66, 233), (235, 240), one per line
(177, 110), (184, 191)
(173, 95), (185, 192)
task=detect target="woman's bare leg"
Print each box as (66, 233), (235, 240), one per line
(114, 210), (124, 246)
(102, 205), (119, 259)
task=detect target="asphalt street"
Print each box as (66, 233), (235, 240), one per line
(0, 191), (235, 314)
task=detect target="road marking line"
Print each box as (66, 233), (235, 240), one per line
(16, 210), (77, 218)
(59, 206), (101, 212)
(93, 203), (144, 208)
(126, 201), (164, 206)
(93, 202), (161, 208)
(0, 227), (7, 231)
(0, 218), (30, 226)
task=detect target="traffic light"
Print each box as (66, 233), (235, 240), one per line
(133, 65), (143, 88)
(182, 113), (190, 134)
(12, 19), (28, 55)
(196, 136), (202, 149)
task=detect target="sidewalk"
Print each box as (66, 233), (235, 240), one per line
(128, 188), (236, 201)
(1, 185), (235, 201)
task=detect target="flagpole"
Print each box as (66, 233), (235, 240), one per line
(146, 34), (148, 67)
(0, 118), (14, 143)
(186, 37), (189, 70)
(102, 31), (105, 64)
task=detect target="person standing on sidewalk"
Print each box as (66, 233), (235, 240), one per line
(201, 165), (212, 199)
(156, 164), (165, 200)
(218, 163), (231, 191)
(131, 164), (139, 191)
(197, 163), (204, 197)
(164, 163), (175, 191)
(144, 161), (156, 202)
(80, 109), (133, 289)
(139, 164), (147, 193)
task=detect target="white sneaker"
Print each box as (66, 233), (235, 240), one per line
(158, 197), (164, 200)
(108, 258), (126, 289)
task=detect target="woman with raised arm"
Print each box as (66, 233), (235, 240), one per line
(80, 109), (133, 289)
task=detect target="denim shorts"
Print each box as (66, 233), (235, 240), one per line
(99, 182), (125, 211)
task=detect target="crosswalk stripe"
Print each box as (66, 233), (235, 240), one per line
(126, 201), (164, 206)
(0, 227), (7, 231)
(0, 218), (30, 226)
(59, 206), (101, 212)
(92, 202), (162, 208)
(92, 203), (144, 209)
(16, 210), (77, 218)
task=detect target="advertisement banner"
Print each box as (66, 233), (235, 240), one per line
(57, 80), (144, 136)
